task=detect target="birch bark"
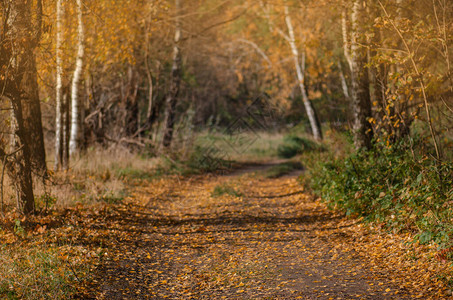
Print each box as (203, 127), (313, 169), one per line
(69, 0), (84, 155)
(284, 4), (322, 140)
(55, 0), (63, 170)
(350, 0), (373, 149)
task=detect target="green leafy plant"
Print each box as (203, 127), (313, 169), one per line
(306, 139), (453, 250)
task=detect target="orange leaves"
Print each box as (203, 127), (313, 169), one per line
(35, 224), (47, 234)
(68, 171), (445, 298)
(2, 166), (451, 298)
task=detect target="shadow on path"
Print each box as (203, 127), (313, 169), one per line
(76, 165), (412, 299)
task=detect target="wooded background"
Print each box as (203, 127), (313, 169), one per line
(0, 0), (452, 214)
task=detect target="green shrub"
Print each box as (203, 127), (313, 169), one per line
(307, 140), (453, 249)
(277, 135), (325, 158)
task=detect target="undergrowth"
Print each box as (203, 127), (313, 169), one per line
(277, 135), (325, 158)
(264, 161), (303, 178)
(306, 138), (453, 251)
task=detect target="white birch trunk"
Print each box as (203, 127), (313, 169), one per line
(284, 5), (322, 140)
(350, 0), (373, 149)
(69, 0), (84, 155)
(55, 0), (63, 170)
(338, 61), (350, 100)
(341, 9), (353, 72)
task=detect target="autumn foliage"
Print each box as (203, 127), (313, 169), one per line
(0, 0), (452, 298)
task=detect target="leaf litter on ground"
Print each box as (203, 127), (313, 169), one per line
(1, 167), (452, 299)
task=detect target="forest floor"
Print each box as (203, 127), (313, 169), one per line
(71, 163), (451, 299)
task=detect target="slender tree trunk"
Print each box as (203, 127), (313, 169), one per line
(148, 62), (162, 128)
(55, 88), (70, 171)
(350, 0), (373, 149)
(341, 8), (353, 72)
(125, 66), (139, 136)
(284, 4), (322, 140)
(338, 60), (350, 100)
(145, 64), (154, 125)
(162, 0), (182, 148)
(392, 0), (411, 140)
(69, 0), (84, 156)
(62, 91), (70, 170)
(145, 15), (154, 130)
(55, 0), (64, 171)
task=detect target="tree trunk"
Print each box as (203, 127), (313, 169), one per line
(62, 89), (70, 170)
(55, 0), (64, 171)
(69, 0), (84, 156)
(21, 54), (47, 177)
(338, 60), (351, 101)
(284, 4), (322, 140)
(350, 0), (373, 149)
(18, 0), (47, 178)
(162, 0), (182, 148)
(0, 0), (40, 214)
(341, 8), (353, 72)
(9, 99), (35, 214)
(125, 67), (139, 136)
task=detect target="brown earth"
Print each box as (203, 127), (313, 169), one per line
(75, 166), (450, 299)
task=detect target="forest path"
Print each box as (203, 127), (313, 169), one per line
(78, 166), (415, 299)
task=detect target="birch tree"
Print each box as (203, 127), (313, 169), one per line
(349, 0), (373, 149)
(55, 0), (64, 170)
(257, 1), (322, 140)
(69, 0), (84, 156)
(282, 3), (323, 140)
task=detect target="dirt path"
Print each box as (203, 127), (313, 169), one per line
(78, 168), (415, 299)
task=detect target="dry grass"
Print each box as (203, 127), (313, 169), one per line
(69, 146), (160, 177)
(49, 146), (162, 208)
(0, 146), (162, 299)
(1, 146), (163, 213)
(0, 242), (91, 300)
